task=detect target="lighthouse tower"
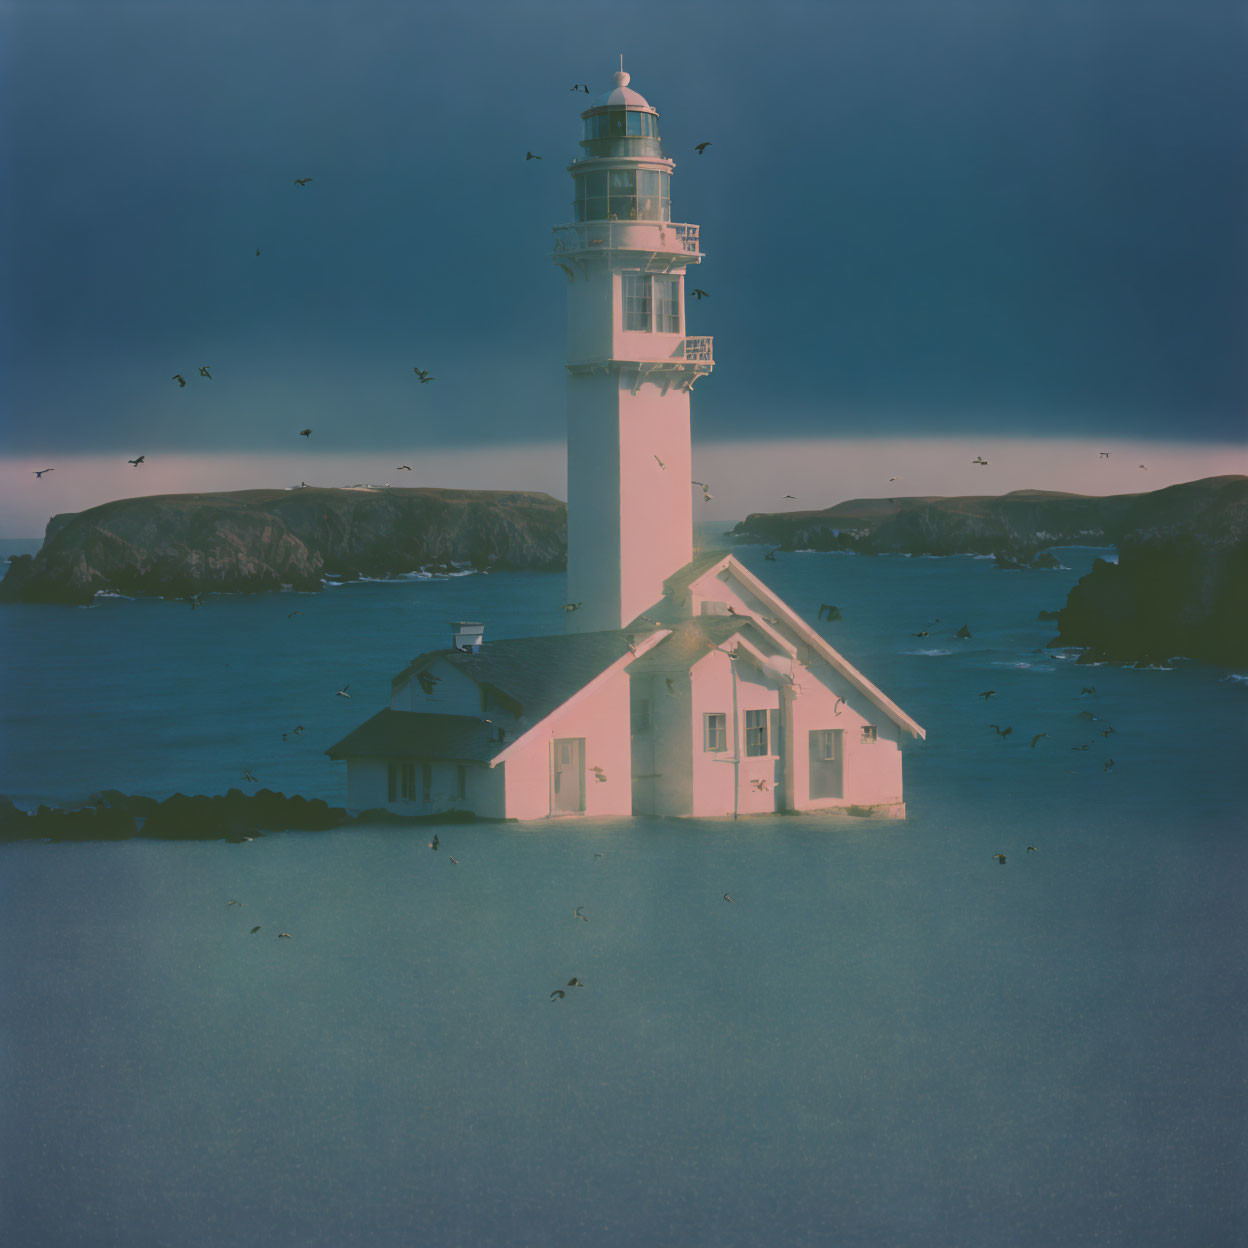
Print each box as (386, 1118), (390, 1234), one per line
(556, 66), (713, 634)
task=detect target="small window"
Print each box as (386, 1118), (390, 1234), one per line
(631, 699), (652, 735)
(421, 763), (432, 802)
(622, 273), (651, 332)
(704, 713), (727, 752)
(745, 710), (769, 757)
(817, 730), (838, 761)
(456, 765), (468, 800)
(654, 276), (680, 333)
(861, 726), (878, 744)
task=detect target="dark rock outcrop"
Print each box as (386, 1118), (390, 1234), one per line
(1051, 478), (1248, 665)
(0, 788), (480, 842)
(0, 486), (567, 604)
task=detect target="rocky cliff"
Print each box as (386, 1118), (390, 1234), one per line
(1050, 477), (1248, 664)
(0, 487), (567, 604)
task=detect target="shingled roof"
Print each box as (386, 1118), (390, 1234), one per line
(326, 710), (501, 763)
(392, 630), (640, 728)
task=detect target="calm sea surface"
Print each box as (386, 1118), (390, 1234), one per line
(1, 542), (1245, 1246)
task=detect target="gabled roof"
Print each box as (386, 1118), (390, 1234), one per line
(627, 617), (787, 674)
(663, 552), (927, 739)
(392, 630), (640, 726)
(326, 710), (500, 763)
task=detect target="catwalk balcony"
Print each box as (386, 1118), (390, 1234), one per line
(566, 336), (714, 392)
(552, 221), (702, 272)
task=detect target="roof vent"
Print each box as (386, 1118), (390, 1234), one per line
(452, 621), (484, 653)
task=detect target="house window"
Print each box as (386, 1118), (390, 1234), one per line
(622, 273), (651, 331)
(816, 729), (838, 761)
(704, 712), (727, 752)
(421, 763), (432, 803)
(745, 710), (769, 757)
(631, 699), (651, 735)
(654, 276), (680, 333)
(390, 762), (416, 802)
(700, 600), (728, 616)
(861, 726), (878, 744)
(456, 765), (468, 800)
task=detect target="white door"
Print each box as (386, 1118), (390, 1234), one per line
(809, 729), (844, 800)
(551, 738), (585, 813)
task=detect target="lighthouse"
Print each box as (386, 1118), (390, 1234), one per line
(555, 66), (714, 634)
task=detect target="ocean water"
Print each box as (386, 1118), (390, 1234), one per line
(1, 544), (1245, 1247)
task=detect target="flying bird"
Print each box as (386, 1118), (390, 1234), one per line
(654, 455), (665, 469)
(128, 456), (145, 466)
(563, 602), (582, 612)
(1139, 464), (1148, 470)
(227, 900), (242, 907)
(574, 906), (588, 921)
(416, 671), (441, 694)
(690, 288), (709, 300)
(293, 725), (304, 736)
(397, 465), (412, 470)
(833, 697), (845, 716)
(256, 249), (260, 256)
(956, 624), (972, 638)
(665, 677), (676, 695)
(172, 374), (186, 387)
(277, 932), (293, 939)
(818, 604), (842, 621)
(990, 725), (1013, 738)
(912, 630), (930, 638)
(550, 989), (566, 999)
(1071, 742), (1092, 751)
(33, 468), (54, 478)
(784, 494), (797, 499)
(750, 778), (770, 791)
(590, 766), (607, 783)
(1030, 733), (1047, 748)
(978, 690), (995, 700)
(567, 977), (584, 987)
(429, 834), (439, 850)
(525, 151), (542, 160)
(293, 178), (312, 186)
(243, 769), (258, 783)
(199, 365), (212, 379)
(695, 142), (711, 154)
(889, 476), (901, 482)
(992, 853), (1006, 864)
(972, 456), (989, 466)
(336, 685), (351, 698)
(449, 856), (459, 865)
(570, 84), (589, 93)
(1100, 726), (1116, 737)
(1081, 686), (1097, 697)
(287, 611), (302, 619)
(300, 428), (311, 437)
(1026, 846), (1037, 854)
(250, 925), (261, 934)
(1103, 758), (1115, 772)
(722, 893), (734, 902)
(764, 548), (779, 561)
(1099, 452), (1111, 458)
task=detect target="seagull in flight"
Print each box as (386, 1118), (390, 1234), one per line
(570, 83), (589, 93)
(722, 892), (734, 902)
(1099, 452), (1111, 458)
(336, 685), (351, 698)
(243, 769), (258, 783)
(654, 455), (665, 469)
(1030, 733), (1047, 748)
(33, 468), (54, 478)
(526, 151), (542, 160)
(294, 178), (312, 186)
(784, 493), (797, 499)
(972, 456), (989, 466)
(172, 374), (186, 387)
(563, 601), (582, 612)
(300, 428), (311, 437)
(397, 465), (412, 470)
(695, 142), (711, 154)
(199, 365), (212, 379)
(690, 288), (709, 300)
(978, 690), (996, 700)
(128, 456), (145, 467)
(992, 853), (1007, 864)
(691, 480), (712, 501)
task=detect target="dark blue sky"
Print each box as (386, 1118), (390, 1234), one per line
(3, 0), (1245, 456)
